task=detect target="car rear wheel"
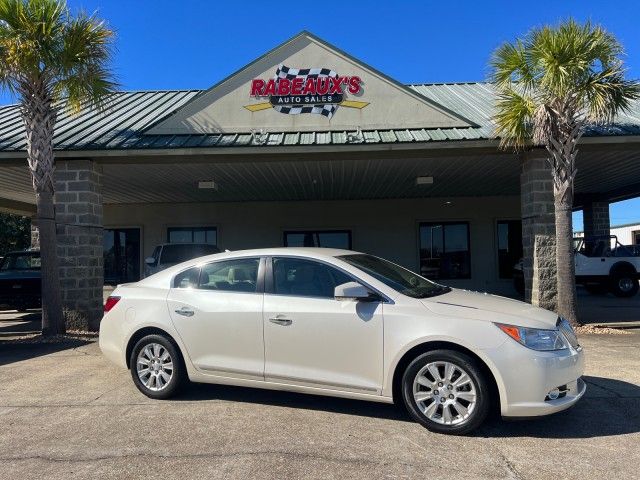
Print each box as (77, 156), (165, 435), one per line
(401, 350), (490, 435)
(130, 334), (185, 399)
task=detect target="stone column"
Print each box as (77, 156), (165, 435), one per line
(54, 159), (104, 331)
(520, 152), (557, 311)
(583, 199), (610, 241)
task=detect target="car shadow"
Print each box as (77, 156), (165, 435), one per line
(474, 375), (640, 438)
(177, 381), (412, 422)
(175, 375), (640, 438)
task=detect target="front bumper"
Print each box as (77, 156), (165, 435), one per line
(483, 337), (586, 418)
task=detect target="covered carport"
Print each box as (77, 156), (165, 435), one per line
(0, 133), (640, 329)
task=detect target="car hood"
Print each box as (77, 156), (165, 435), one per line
(421, 288), (558, 329)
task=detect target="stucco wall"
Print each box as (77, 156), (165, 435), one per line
(104, 195), (521, 295)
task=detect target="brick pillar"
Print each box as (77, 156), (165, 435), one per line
(583, 199), (610, 241)
(54, 159), (104, 331)
(520, 152), (557, 311)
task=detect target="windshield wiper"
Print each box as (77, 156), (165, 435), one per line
(421, 285), (451, 298)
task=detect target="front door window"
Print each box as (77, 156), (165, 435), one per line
(272, 257), (352, 298)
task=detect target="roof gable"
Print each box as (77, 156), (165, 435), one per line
(146, 31), (476, 135)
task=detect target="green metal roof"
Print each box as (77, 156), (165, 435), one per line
(0, 82), (639, 153)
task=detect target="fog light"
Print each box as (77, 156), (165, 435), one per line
(547, 388), (560, 400)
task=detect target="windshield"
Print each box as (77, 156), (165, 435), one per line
(338, 254), (450, 299)
(0, 252), (41, 271)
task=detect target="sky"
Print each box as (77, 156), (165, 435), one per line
(1, 0), (639, 227)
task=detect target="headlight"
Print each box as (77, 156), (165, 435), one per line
(495, 323), (570, 351)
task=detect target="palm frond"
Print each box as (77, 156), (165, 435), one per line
(490, 18), (640, 150)
(0, 0), (117, 111)
(493, 88), (536, 149)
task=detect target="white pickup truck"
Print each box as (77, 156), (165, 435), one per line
(574, 236), (640, 297)
(513, 235), (640, 297)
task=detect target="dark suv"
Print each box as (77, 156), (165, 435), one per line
(0, 250), (41, 311)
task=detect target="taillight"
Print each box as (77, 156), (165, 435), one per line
(104, 296), (121, 313)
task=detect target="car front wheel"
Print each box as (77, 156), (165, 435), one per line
(401, 350), (490, 435)
(130, 334), (185, 399)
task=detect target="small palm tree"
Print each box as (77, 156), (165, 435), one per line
(491, 19), (640, 327)
(0, 0), (117, 334)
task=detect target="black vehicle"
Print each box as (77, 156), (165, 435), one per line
(0, 250), (41, 311)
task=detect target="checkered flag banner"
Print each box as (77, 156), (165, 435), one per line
(273, 64), (340, 119)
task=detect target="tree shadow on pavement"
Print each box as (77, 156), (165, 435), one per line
(176, 375), (640, 437)
(0, 310), (41, 336)
(0, 338), (91, 367)
(475, 375), (640, 439)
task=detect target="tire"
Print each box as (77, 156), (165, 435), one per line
(401, 350), (490, 435)
(610, 272), (639, 298)
(130, 334), (185, 399)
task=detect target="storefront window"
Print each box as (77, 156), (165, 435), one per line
(283, 230), (352, 249)
(419, 222), (470, 280)
(168, 227), (217, 245)
(497, 220), (523, 279)
(104, 228), (141, 285)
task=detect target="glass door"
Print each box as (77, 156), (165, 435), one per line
(104, 228), (141, 285)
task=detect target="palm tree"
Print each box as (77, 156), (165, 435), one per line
(0, 0), (117, 334)
(491, 19), (640, 326)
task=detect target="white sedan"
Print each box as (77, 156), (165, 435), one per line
(99, 248), (585, 435)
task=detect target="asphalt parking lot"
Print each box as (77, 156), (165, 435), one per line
(0, 333), (639, 480)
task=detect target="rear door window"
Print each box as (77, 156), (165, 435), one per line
(199, 258), (260, 293)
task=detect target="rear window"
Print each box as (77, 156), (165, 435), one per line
(160, 244), (219, 265)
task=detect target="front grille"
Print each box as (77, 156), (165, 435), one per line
(557, 317), (580, 349)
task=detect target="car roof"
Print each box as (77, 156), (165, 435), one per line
(156, 243), (218, 247)
(137, 247), (362, 287)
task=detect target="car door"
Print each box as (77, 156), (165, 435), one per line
(263, 256), (384, 394)
(166, 257), (265, 380)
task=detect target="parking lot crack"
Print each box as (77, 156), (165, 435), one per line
(484, 442), (523, 480)
(0, 450), (422, 469)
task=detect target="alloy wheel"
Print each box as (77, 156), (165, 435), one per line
(412, 361), (477, 425)
(136, 343), (174, 392)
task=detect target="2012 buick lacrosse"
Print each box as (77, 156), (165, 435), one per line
(99, 248), (585, 435)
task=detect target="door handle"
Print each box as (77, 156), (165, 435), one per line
(175, 306), (195, 317)
(269, 315), (292, 326)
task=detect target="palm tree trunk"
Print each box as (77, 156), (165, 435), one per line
(547, 120), (582, 328)
(36, 190), (65, 335)
(554, 191), (579, 327)
(21, 82), (65, 335)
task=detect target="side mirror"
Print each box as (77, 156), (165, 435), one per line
(144, 256), (157, 266)
(334, 281), (378, 301)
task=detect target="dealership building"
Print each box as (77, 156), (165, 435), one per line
(1, 31), (639, 329)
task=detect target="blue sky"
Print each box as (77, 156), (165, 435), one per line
(1, 0), (639, 227)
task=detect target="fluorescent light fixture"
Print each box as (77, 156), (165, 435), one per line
(416, 176), (434, 185)
(198, 181), (218, 190)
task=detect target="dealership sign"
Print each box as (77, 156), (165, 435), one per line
(244, 64), (369, 119)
